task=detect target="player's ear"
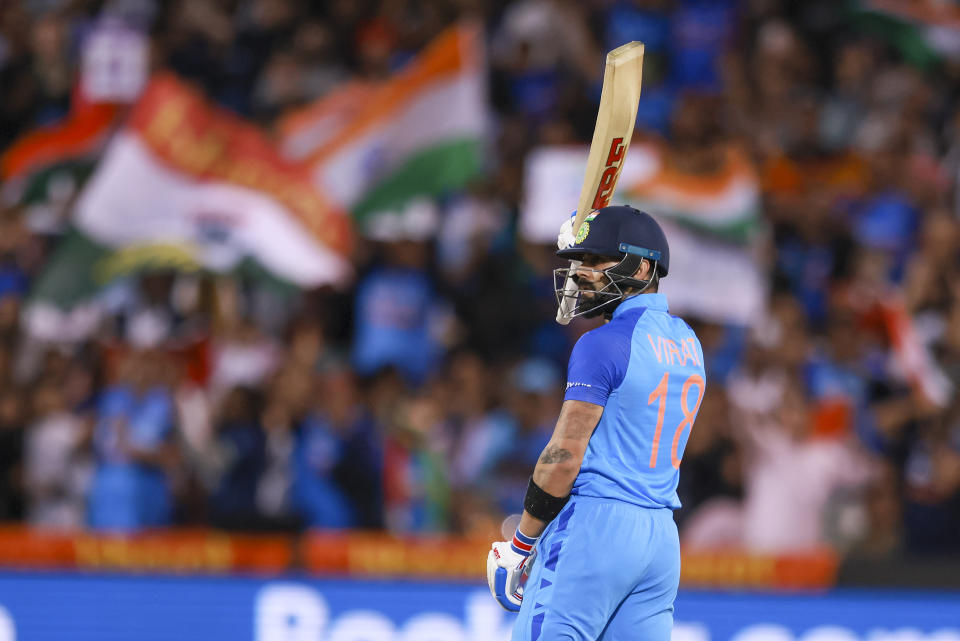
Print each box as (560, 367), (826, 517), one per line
(634, 258), (652, 281)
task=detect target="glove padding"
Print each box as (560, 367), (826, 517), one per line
(486, 541), (536, 612)
(557, 211), (577, 250)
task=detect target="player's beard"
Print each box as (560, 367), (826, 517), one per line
(575, 273), (621, 318)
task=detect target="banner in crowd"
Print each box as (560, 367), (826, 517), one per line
(0, 574), (958, 641)
(280, 22), (487, 231)
(520, 143), (766, 325)
(29, 74), (354, 312)
(0, 101), (117, 216)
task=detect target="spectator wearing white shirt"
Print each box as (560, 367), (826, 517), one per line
(23, 383), (92, 529)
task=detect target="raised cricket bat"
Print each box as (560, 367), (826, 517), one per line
(557, 41), (644, 324)
(572, 41), (645, 235)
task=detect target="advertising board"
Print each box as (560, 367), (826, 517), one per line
(0, 573), (957, 641)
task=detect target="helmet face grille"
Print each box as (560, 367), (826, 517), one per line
(554, 251), (659, 322)
(553, 265), (626, 320)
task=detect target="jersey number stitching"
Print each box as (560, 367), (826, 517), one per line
(647, 372), (705, 469)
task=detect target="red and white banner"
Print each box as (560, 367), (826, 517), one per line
(75, 74), (353, 287)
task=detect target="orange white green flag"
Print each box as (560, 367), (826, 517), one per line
(619, 141), (763, 244)
(29, 74), (353, 319)
(279, 22), (487, 231)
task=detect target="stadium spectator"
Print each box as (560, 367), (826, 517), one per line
(87, 351), (178, 531)
(382, 389), (450, 533)
(207, 386), (267, 529)
(736, 382), (874, 552)
(22, 381), (91, 529)
(291, 363), (382, 530)
(352, 216), (453, 385)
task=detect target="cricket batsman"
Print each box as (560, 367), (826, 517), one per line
(487, 205), (706, 640)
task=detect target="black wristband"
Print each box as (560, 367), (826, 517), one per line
(523, 477), (570, 522)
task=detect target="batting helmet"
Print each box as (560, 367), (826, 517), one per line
(554, 206), (670, 320)
(557, 205), (669, 276)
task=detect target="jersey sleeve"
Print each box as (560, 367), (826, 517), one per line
(564, 326), (631, 406)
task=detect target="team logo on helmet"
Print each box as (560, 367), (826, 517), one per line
(575, 212), (598, 244)
(575, 222), (590, 244)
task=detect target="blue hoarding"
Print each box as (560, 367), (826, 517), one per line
(0, 572), (957, 641)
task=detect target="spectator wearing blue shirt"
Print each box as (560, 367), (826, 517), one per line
(208, 386), (267, 529)
(291, 366), (381, 529)
(291, 412), (353, 528)
(328, 368), (384, 530)
(87, 352), (177, 531)
(352, 236), (451, 386)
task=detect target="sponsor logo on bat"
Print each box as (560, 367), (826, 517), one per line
(591, 137), (626, 210)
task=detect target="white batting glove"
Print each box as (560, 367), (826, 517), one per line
(557, 211), (577, 250)
(486, 530), (538, 612)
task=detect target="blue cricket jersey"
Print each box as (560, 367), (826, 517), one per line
(563, 293), (706, 509)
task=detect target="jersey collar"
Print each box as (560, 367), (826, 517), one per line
(613, 292), (669, 318)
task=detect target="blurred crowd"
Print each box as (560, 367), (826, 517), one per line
(1, 0), (960, 560)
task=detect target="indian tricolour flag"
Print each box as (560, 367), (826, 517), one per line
(26, 74), (353, 339)
(280, 22), (487, 230)
(620, 142), (762, 244)
(617, 142), (767, 325)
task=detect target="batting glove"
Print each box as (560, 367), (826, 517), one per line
(486, 529), (538, 612)
(557, 211), (577, 250)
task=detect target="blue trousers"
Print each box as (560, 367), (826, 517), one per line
(512, 496), (680, 641)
